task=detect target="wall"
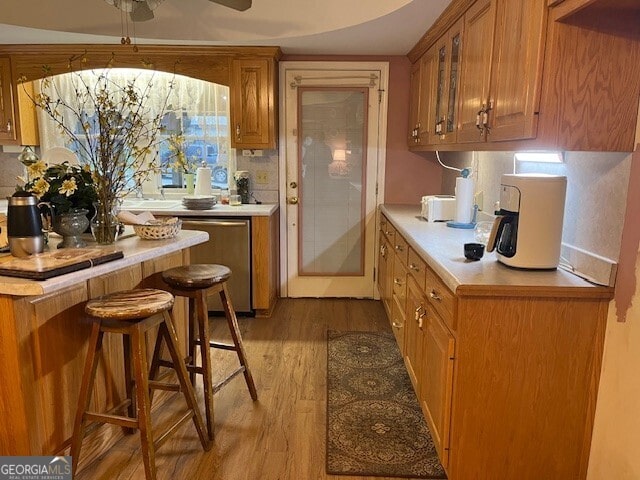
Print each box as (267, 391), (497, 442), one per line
(587, 146), (640, 480)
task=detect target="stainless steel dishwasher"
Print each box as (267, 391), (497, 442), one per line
(181, 218), (252, 314)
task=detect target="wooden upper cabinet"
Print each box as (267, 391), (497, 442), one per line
(230, 57), (277, 149)
(0, 57), (15, 142)
(487, 0), (547, 141)
(0, 58), (39, 146)
(417, 47), (438, 146)
(456, 0), (497, 143)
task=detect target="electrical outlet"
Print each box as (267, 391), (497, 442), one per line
(255, 171), (269, 184)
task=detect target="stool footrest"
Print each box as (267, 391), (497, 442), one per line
(84, 411), (138, 429)
(149, 380), (181, 392)
(154, 410), (194, 450)
(213, 366), (246, 394)
(186, 364), (205, 375)
(209, 341), (237, 351)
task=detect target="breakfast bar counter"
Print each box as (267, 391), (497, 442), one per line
(0, 230), (208, 457)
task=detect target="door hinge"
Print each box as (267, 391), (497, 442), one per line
(378, 88), (385, 103)
(375, 182), (378, 195)
(373, 267), (376, 281)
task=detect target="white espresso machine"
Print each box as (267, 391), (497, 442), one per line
(487, 174), (567, 269)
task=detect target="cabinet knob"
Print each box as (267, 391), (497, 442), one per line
(409, 263), (420, 272)
(6, 119), (12, 132)
(287, 196), (298, 205)
(430, 290), (442, 301)
(393, 278), (403, 286)
(235, 123), (241, 139)
(392, 321), (403, 329)
(394, 245), (404, 252)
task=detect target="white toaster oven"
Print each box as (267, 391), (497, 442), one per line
(420, 195), (456, 222)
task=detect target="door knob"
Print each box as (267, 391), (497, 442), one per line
(287, 196), (299, 205)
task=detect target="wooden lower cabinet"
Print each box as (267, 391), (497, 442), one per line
(379, 212), (611, 479)
(377, 230), (393, 317)
(0, 252), (190, 457)
(420, 302), (455, 469)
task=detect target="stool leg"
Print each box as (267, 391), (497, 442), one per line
(71, 320), (104, 476)
(122, 334), (136, 434)
(147, 326), (165, 403)
(161, 310), (212, 451)
(196, 290), (215, 441)
(219, 284), (258, 401)
(188, 297), (197, 387)
(131, 324), (157, 480)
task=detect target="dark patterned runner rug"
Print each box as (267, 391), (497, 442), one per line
(326, 330), (447, 479)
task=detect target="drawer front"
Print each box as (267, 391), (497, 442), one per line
(407, 247), (427, 290)
(425, 267), (456, 330)
(393, 255), (408, 307)
(380, 214), (396, 242)
(393, 233), (409, 266)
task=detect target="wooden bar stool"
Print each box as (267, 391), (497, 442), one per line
(157, 264), (257, 440)
(71, 288), (211, 480)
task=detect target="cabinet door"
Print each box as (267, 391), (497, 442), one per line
(377, 231), (392, 316)
(404, 276), (426, 393)
(421, 303), (455, 469)
(230, 58), (276, 149)
(407, 60), (422, 146)
(417, 46), (438, 146)
(440, 19), (463, 144)
(487, 0), (547, 141)
(457, 0), (497, 143)
(391, 294), (407, 356)
(0, 57), (15, 142)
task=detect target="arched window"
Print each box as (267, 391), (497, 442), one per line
(36, 68), (235, 193)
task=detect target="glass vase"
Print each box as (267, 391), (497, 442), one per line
(53, 208), (90, 249)
(184, 173), (195, 194)
(91, 200), (121, 245)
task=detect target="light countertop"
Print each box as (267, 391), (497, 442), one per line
(0, 229), (208, 297)
(120, 201), (278, 217)
(381, 205), (613, 298)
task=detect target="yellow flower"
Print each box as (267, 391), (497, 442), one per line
(27, 160), (48, 179)
(59, 178), (78, 197)
(31, 178), (50, 196)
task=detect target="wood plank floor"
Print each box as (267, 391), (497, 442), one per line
(75, 298), (425, 480)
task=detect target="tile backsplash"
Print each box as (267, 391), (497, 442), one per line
(439, 150), (632, 285)
(0, 150), (25, 199)
(235, 149), (279, 204)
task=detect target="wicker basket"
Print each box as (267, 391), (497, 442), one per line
(133, 218), (182, 240)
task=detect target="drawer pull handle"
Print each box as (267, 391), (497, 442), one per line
(414, 305), (424, 321)
(384, 230), (394, 236)
(392, 321), (403, 329)
(393, 278), (403, 286)
(395, 245), (404, 252)
(430, 290), (442, 301)
(409, 263), (420, 272)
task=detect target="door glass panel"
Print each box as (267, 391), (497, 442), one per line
(447, 33), (461, 133)
(298, 88), (367, 276)
(436, 46), (447, 133)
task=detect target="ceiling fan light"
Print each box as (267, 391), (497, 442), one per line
(131, 1), (155, 21)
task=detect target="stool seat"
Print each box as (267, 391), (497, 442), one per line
(162, 264), (232, 289)
(86, 288), (174, 320)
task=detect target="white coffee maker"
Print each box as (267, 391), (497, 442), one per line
(487, 174), (567, 269)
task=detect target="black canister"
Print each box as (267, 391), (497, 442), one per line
(6, 192), (54, 257)
(234, 170), (250, 204)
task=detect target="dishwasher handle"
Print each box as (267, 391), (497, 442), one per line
(182, 220), (249, 228)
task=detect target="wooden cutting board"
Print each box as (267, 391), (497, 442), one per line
(0, 247), (124, 280)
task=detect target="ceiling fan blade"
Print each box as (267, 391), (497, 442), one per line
(209, 0), (252, 12)
(130, 1), (154, 22)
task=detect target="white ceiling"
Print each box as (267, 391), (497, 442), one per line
(0, 0), (450, 55)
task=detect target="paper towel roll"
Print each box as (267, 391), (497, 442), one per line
(455, 176), (475, 224)
(194, 165), (212, 196)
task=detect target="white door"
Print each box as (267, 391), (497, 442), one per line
(280, 62), (388, 298)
